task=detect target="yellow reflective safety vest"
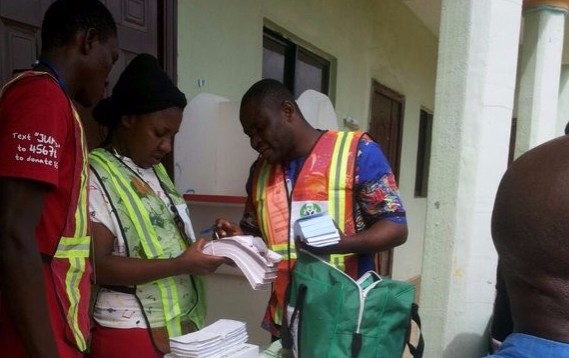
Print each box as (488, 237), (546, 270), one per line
(89, 148), (206, 338)
(251, 130), (364, 332)
(0, 71), (92, 351)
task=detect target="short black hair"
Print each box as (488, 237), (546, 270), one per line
(241, 79), (296, 111)
(41, 0), (117, 52)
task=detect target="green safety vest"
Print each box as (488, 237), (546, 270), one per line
(89, 148), (206, 337)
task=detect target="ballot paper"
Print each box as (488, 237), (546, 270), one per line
(168, 319), (255, 358)
(203, 236), (282, 290)
(293, 213), (340, 247)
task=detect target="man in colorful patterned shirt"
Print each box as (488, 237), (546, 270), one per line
(215, 79), (408, 339)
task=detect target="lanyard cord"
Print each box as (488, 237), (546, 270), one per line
(105, 147), (191, 244)
(33, 59), (68, 93)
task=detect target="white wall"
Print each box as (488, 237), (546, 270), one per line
(557, 65), (569, 135)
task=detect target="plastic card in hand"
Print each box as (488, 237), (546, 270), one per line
(293, 213), (340, 247)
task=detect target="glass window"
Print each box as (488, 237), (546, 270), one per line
(415, 109), (433, 198)
(262, 36), (286, 83)
(262, 28), (330, 96)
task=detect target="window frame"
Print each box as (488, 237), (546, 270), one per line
(414, 108), (433, 198)
(262, 27), (330, 97)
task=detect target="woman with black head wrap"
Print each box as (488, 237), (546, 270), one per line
(87, 53), (228, 358)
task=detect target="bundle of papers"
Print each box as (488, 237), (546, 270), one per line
(203, 236), (282, 290)
(293, 213), (340, 247)
(168, 319), (252, 358)
(165, 344), (258, 358)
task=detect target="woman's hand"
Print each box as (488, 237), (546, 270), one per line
(177, 238), (228, 275)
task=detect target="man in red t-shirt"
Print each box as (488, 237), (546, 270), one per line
(0, 1), (118, 357)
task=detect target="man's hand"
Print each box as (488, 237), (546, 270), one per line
(213, 218), (243, 238)
(294, 223), (347, 255)
(296, 220), (407, 255)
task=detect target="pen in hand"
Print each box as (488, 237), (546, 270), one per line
(200, 227), (220, 240)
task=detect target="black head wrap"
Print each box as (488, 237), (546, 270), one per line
(93, 53), (187, 127)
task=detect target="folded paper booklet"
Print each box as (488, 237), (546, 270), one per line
(203, 236), (282, 290)
(293, 213), (340, 247)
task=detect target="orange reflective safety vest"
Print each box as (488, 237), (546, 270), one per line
(0, 72), (92, 352)
(251, 130), (364, 331)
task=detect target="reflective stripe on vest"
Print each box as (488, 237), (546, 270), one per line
(254, 161), (273, 246)
(89, 151), (184, 338)
(53, 235), (90, 350)
(327, 131), (357, 271)
(56, 99), (91, 352)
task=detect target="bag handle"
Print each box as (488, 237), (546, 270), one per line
(406, 303), (425, 357)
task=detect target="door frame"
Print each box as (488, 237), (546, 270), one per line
(368, 79), (405, 277)
(158, 0), (177, 84)
(158, 0), (177, 177)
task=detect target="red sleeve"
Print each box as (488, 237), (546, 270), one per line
(0, 75), (71, 187)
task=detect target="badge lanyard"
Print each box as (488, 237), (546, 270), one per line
(33, 59), (67, 93)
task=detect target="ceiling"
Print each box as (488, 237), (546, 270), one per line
(402, 0), (569, 64)
(402, 0), (441, 37)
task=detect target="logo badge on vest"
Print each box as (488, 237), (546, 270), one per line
(299, 202), (322, 217)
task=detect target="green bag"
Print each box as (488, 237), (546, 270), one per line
(284, 250), (423, 358)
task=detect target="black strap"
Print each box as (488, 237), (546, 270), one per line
(281, 283), (307, 355)
(280, 283), (294, 350)
(293, 284), (307, 358)
(351, 332), (363, 358)
(406, 303), (425, 357)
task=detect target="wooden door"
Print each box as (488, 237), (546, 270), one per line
(83, 0), (159, 149)
(0, 0), (52, 82)
(369, 81), (404, 179)
(368, 80), (405, 277)
(0, 0), (169, 150)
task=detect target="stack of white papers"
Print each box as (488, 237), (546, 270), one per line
(203, 236), (282, 290)
(168, 319), (250, 358)
(293, 213), (340, 247)
(165, 344), (258, 358)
